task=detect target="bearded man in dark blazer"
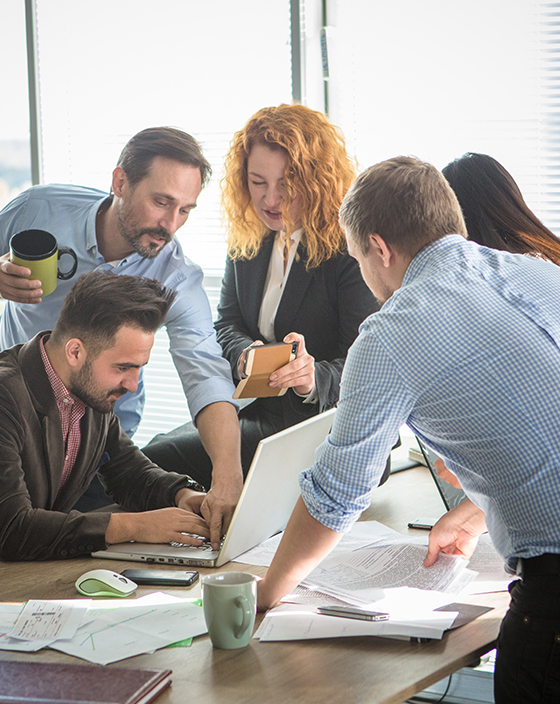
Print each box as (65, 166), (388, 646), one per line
(0, 270), (208, 561)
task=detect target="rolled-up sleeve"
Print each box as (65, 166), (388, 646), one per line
(163, 253), (237, 419)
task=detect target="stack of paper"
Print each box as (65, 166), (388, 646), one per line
(234, 520), (414, 568)
(254, 589), (460, 642)
(302, 543), (477, 604)
(252, 528), (506, 644)
(0, 593), (207, 665)
(461, 534), (514, 594)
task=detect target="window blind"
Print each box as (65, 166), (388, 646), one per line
(31, 0), (292, 446)
(321, 0), (560, 235)
(28, 0), (560, 447)
(538, 1), (560, 232)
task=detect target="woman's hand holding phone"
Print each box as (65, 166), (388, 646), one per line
(268, 332), (316, 396)
(237, 340), (264, 378)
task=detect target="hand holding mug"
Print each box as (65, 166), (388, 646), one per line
(0, 253), (43, 304)
(6, 230), (78, 301)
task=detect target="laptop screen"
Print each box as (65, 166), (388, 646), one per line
(416, 437), (466, 511)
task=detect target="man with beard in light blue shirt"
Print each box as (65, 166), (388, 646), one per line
(257, 156), (560, 704)
(0, 127), (242, 548)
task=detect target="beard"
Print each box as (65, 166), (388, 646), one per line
(117, 203), (172, 259)
(69, 359), (128, 414)
(371, 282), (394, 306)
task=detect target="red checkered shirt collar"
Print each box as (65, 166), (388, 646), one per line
(39, 335), (86, 490)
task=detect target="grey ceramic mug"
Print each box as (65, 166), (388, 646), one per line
(202, 572), (257, 649)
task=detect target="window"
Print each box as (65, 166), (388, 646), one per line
(0, 0), (31, 210)
(309, 0), (560, 231)
(30, 0), (293, 445)
(9, 0), (560, 446)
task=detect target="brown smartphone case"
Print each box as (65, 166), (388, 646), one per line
(233, 342), (296, 399)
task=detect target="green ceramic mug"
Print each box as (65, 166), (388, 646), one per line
(9, 229), (78, 297)
(202, 572), (257, 649)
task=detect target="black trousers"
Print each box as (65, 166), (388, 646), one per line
(142, 403), (393, 489)
(494, 570), (560, 703)
(75, 404), (393, 511)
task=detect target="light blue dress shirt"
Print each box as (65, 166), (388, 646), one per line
(0, 184), (236, 435)
(300, 234), (560, 565)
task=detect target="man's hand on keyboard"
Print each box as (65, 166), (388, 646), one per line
(200, 474), (243, 550)
(106, 507), (211, 546)
(176, 488), (206, 516)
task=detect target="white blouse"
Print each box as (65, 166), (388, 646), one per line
(257, 229), (302, 342)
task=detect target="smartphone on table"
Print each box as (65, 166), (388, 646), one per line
(317, 605), (389, 621)
(121, 569), (199, 586)
(407, 517), (438, 530)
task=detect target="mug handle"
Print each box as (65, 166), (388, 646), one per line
(233, 595), (253, 639)
(57, 247), (78, 281)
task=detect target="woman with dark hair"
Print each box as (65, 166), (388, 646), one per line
(144, 104), (392, 495)
(442, 152), (560, 264)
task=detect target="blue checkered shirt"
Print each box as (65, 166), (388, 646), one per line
(300, 235), (560, 564)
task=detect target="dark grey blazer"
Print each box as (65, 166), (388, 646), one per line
(215, 234), (379, 428)
(0, 333), (196, 561)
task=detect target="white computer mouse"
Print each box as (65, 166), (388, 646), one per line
(75, 569), (137, 598)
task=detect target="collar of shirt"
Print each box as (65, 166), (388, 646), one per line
(402, 234), (467, 287)
(278, 228), (303, 261)
(88, 195), (144, 267)
(86, 195), (112, 253)
(272, 228), (303, 282)
(39, 335), (87, 417)
(87, 195), (145, 268)
(258, 229), (303, 342)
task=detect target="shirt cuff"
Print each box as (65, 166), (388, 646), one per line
(293, 385), (318, 404)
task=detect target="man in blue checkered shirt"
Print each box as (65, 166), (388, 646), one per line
(257, 156), (560, 704)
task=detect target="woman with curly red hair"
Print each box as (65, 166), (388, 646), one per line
(144, 104), (388, 493)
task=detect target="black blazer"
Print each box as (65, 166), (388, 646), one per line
(214, 234), (379, 426)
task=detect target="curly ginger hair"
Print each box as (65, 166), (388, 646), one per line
(222, 104), (356, 268)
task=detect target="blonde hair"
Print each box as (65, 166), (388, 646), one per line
(222, 104), (356, 268)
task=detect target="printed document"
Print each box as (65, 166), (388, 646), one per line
(233, 520), (404, 568)
(0, 594), (207, 665)
(255, 597), (458, 642)
(304, 543), (477, 605)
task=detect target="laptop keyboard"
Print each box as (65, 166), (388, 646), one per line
(170, 535), (223, 552)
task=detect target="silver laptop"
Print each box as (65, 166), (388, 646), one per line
(93, 409), (336, 567)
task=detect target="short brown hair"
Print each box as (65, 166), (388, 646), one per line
(50, 271), (176, 357)
(117, 126), (212, 189)
(340, 156), (467, 257)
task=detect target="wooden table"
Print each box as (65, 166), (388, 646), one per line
(0, 466), (510, 704)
